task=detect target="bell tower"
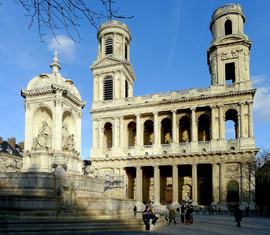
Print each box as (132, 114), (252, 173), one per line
(207, 4), (252, 86)
(90, 20), (136, 109)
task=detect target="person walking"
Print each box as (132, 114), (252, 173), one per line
(185, 206), (191, 225)
(143, 205), (151, 232)
(181, 204), (185, 225)
(190, 205), (194, 223)
(168, 207), (177, 225)
(150, 206), (158, 225)
(234, 205), (243, 227)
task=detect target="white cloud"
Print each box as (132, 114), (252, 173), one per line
(253, 85), (270, 123)
(251, 75), (267, 85)
(47, 35), (76, 62)
(225, 129), (235, 133)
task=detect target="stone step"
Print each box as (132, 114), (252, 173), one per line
(0, 217), (166, 234)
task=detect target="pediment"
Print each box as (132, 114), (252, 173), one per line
(215, 35), (247, 46)
(91, 57), (136, 81)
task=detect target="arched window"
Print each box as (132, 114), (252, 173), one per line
(227, 180), (239, 202)
(225, 20), (232, 35)
(225, 62), (235, 84)
(127, 122), (136, 146)
(103, 76), (113, 100)
(105, 37), (113, 55)
(125, 43), (128, 60)
(198, 114), (210, 141)
(125, 80), (129, 98)
(179, 116), (191, 143)
(144, 120), (154, 145)
(104, 122), (113, 148)
(225, 109), (239, 139)
(161, 118), (172, 144)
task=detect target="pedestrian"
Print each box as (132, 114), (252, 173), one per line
(190, 205), (194, 223)
(176, 207), (180, 214)
(185, 206), (191, 225)
(181, 204), (185, 225)
(234, 205), (243, 227)
(150, 206), (158, 225)
(168, 207), (177, 225)
(143, 205), (151, 232)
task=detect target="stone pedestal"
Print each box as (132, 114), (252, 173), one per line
(28, 149), (51, 173)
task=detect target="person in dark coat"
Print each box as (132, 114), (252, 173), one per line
(143, 206), (151, 231)
(168, 208), (177, 225)
(150, 206), (158, 225)
(185, 206), (191, 225)
(190, 205), (194, 223)
(234, 205), (243, 227)
(181, 205), (185, 225)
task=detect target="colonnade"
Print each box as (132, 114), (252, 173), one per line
(92, 102), (254, 149)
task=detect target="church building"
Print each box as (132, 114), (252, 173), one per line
(88, 4), (259, 211)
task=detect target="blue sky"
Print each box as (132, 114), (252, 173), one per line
(0, 1), (270, 159)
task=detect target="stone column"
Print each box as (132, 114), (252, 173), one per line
(212, 163), (219, 204)
(136, 166), (143, 206)
(211, 105), (216, 140)
(136, 114), (141, 146)
(119, 116), (124, 147)
(54, 92), (63, 151)
(240, 102), (245, 138)
(113, 117), (117, 147)
(248, 101), (254, 137)
(153, 166), (160, 205)
(100, 127), (104, 149)
(172, 110), (177, 143)
(99, 73), (103, 101)
(93, 74), (99, 102)
(219, 163), (226, 203)
(122, 36), (125, 58)
(92, 118), (98, 148)
(101, 36), (105, 58)
(113, 33), (116, 55)
(128, 42), (130, 61)
(192, 164), (198, 205)
(172, 165), (179, 206)
(191, 108), (196, 142)
(154, 112), (159, 145)
(219, 105), (225, 139)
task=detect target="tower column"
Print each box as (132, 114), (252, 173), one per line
(192, 164), (198, 205)
(92, 118), (98, 148)
(219, 163), (226, 204)
(219, 105), (225, 139)
(172, 110), (177, 143)
(240, 102), (245, 138)
(154, 112), (159, 145)
(119, 116), (124, 147)
(113, 116), (120, 147)
(172, 165), (179, 206)
(136, 114), (141, 146)
(248, 101), (254, 137)
(153, 166), (160, 205)
(191, 108), (196, 142)
(211, 105), (216, 140)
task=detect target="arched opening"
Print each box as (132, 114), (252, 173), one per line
(225, 20), (232, 35)
(198, 114), (210, 141)
(62, 111), (75, 151)
(182, 184), (192, 203)
(32, 107), (53, 149)
(127, 122), (136, 147)
(225, 109), (239, 139)
(105, 37), (113, 55)
(161, 118), (172, 144)
(125, 43), (127, 60)
(179, 116), (191, 143)
(225, 62), (235, 84)
(227, 180), (239, 202)
(103, 76), (113, 100)
(144, 120), (154, 145)
(104, 122), (113, 148)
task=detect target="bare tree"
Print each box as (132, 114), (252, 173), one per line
(243, 148), (270, 206)
(10, 0), (133, 42)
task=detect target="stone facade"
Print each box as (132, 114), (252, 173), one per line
(89, 4), (259, 211)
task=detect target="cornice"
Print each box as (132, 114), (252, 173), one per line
(89, 89), (256, 114)
(89, 148), (259, 163)
(21, 84), (86, 109)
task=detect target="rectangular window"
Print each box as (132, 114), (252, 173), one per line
(225, 62), (235, 84)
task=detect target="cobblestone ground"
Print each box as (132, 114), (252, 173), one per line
(86, 214), (270, 235)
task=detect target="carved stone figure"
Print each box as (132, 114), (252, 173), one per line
(165, 132), (172, 144)
(62, 124), (75, 151)
(0, 157), (22, 172)
(85, 165), (96, 177)
(33, 120), (52, 149)
(60, 179), (76, 213)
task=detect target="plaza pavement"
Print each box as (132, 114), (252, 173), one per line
(84, 213), (270, 235)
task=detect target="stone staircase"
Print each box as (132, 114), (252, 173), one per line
(0, 216), (166, 234)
